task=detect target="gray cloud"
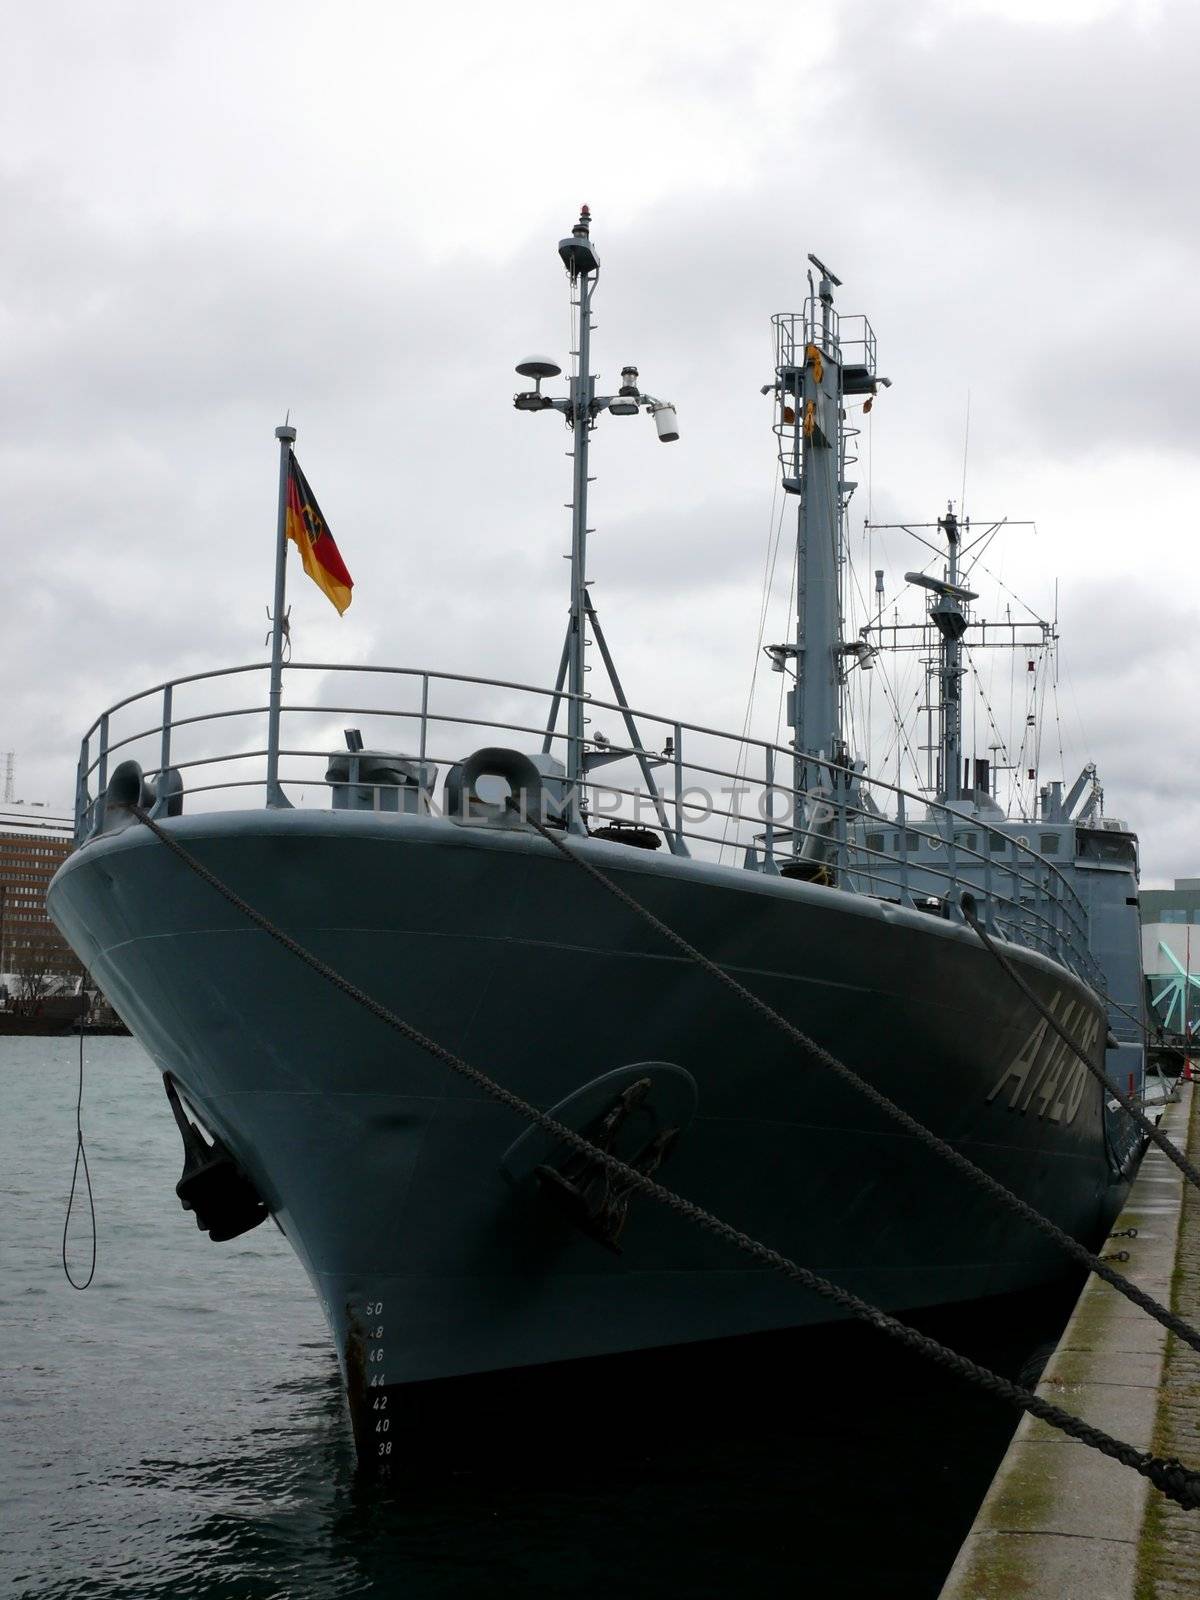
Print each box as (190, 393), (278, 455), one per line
(0, 0), (1196, 887)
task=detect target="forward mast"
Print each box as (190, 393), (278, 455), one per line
(513, 206), (679, 835)
(764, 259), (885, 854)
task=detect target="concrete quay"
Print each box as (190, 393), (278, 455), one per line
(939, 1083), (1196, 1600)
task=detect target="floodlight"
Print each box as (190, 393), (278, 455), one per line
(652, 404), (679, 443)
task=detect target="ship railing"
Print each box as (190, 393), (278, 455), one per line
(771, 304), (878, 492)
(771, 306), (877, 380)
(835, 813), (1101, 989)
(71, 658), (1101, 990)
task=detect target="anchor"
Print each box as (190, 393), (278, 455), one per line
(162, 1074), (269, 1242)
(534, 1077), (680, 1253)
(500, 1061), (697, 1254)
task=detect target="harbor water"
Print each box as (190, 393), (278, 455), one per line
(1, 1037), (1085, 1598)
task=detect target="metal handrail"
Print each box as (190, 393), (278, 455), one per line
(77, 661), (272, 745)
(76, 662), (1094, 920)
(74, 657), (1100, 987)
(78, 754), (1094, 984)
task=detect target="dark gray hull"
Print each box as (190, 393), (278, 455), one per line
(48, 810), (1129, 1463)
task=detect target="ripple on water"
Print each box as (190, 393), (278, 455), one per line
(3, 1036), (1082, 1600)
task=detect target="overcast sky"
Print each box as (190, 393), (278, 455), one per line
(1, 0), (1195, 883)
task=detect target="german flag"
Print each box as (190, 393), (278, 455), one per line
(285, 455), (353, 615)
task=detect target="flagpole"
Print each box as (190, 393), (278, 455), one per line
(266, 422), (296, 808)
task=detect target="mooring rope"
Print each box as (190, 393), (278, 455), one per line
(62, 972), (97, 1291)
(129, 805), (1200, 1510)
(515, 810), (1200, 1355)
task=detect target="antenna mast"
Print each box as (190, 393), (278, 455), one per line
(933, 504), (968, 802)
(513, 208), (680, 833)
(864, 513), (1046, 809)
(559, 207), (600, 823)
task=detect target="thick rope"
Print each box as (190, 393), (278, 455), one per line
(61, 971), (97, 1291)
(962, 904), (1200, 1194)
(128, 806), (1200, 1510)
(517, 811), (1200, 1357)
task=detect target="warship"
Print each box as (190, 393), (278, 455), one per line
(47, 210), (1146, 1465)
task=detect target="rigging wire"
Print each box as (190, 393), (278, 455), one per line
(866, 407), (874, 771)
(1061, 659), (1093, 760)
(876, 649), (915, 780)
(1012, 648), (1042, 821)
(1052, 671), (1068, 787)
(1050, 583), (1068, 786)
(774, 541), (799, 748)
(962, 642), (1012, 785)
(718, 480), (788, 861)
(960, 523), (1003, 586)
(870, 649), (925, 794)
(860, 558), (944, 797)
(970, 552), (1050, 626)
(1052, 576), (1093, 764)
(718, 316), (796, 861)
(1007, 609), (1017, 813)
(843, 529), (872, 760)
(873, 625), (910, 783)
(838, 399), (873, 763)
(1033, 645), (1051, 793)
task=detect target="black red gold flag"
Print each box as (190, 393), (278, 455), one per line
(285, 457), (353, 615)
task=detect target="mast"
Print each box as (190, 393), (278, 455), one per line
(864, 512), (1048, 810)
(766, 258), (882, 849)
(560, 209), (599, 814)
(931, 504), (968, 804)
(266, 422), (297, 810)
(513, 208), (679, 832)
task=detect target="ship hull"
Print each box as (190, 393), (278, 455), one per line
(48, 809), (1128, 1464)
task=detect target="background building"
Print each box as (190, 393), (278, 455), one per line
(1141, 878), (1200, 1038)
(0, 819), (77, 1007)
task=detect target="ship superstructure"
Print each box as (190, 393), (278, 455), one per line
(837, 501), (1146, 1132)
(47, 212), (1145, 1466)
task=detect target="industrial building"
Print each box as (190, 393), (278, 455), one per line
(1141, 877), (1200, 1037)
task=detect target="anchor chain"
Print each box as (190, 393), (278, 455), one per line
(128, 805), (1200, 1511)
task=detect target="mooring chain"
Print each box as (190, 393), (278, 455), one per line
(517, 811), (1200, 1357)
(128, 806), (1200, 1510)
(961, 904), (1200, 1195)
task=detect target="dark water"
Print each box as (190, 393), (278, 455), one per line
(1, 1038), (1081, 1598)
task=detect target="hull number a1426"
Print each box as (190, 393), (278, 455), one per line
(985, 993), (1100, 1125)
